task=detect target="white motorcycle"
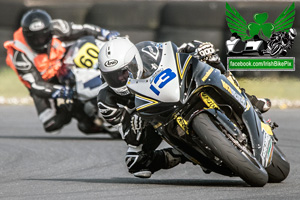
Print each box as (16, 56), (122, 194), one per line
(61, 36), (120, 138)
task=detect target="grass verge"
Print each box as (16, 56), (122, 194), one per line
(0, 66), (29, 98)
(238, 77), (300, 100)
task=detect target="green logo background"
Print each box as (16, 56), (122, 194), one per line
(226, 2), (295, 41)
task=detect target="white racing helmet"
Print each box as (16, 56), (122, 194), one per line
(98, 37), (143, 95)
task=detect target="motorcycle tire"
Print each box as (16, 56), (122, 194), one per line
(265, 144), (290, 183)
(192, 113), (268, 187)
(270, 44), (282, 57)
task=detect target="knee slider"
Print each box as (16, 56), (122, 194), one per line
(162, 148), (186, 169)
(43, 112), (72, 133)
(44, 118), (62, 133)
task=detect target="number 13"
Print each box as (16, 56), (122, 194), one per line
(150, 68), (176, 95)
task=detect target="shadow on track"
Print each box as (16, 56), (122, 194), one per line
(0, 135), (121, 141)
(25, 177), (248, 187)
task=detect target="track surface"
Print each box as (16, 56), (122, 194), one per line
(0, 106), (299, 200)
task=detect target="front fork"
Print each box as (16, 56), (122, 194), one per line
(188, 90), (275, 168)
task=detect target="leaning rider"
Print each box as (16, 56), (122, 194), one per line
(96, 37), (271, 179)
(4, 9), (120, 133)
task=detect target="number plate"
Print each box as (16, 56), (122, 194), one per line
(74, 42), (99, 68)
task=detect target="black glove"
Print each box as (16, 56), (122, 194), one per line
(178, 40), (202, 53)
(122, 113), (146, 146)
(178, 40), (220, 64)
(130, 114), (145, 137)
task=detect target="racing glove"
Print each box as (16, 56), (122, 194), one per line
(196, 42), (220, 64)
(100, 28), (120, 41)
(178, 40), (202, 53)
(178, 40), (225, 73)
(52, 86), (73, 99)
(130, 113), (145, 141)
(121, 113), (146, 146)
(178, 41), (220, 63)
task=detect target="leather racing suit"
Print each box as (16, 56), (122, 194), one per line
(4, 19), (116, 133)
(97, 41), (225, 178)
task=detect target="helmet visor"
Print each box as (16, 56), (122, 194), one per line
(102, 68), (130, 88)
(101, 56), (139, 88)
(126, 56), (139, 79)
(23, 28), (52, 52)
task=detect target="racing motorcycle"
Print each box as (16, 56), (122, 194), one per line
(127, 42), (289, 186)
(60, 36), (120, 138)
(264, 28), (297, 57)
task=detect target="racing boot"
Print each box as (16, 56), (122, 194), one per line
(247, 94), (272, 113)
(162, 148), (188, 169)
(225, 71), (271, 113)
(126, 146), (187, 178)
(77, 120), (105, 134)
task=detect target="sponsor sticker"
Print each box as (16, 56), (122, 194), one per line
(201, 67), (214, 82)
(29, 21), (45, 31)
(200, 92), (220, 109)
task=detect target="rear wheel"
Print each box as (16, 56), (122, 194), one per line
(266, 144), (290, 183)
(192, 113), (268, 187)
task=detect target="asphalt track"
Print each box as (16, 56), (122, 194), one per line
(0, 105), (299, 200)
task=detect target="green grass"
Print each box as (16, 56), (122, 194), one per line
(0, 66), (29, 98)
(1, 65), (300, 100)
(238, 77), (300, 100)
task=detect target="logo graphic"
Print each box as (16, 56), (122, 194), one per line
(104, 59), (118, 67)
(29, 20), (45, 31)
(226, 3), (295, 41)
(225, 2), (297, 71)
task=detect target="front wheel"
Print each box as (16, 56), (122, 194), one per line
(192, 113), (268, 187)
(266, 144), (290, 183)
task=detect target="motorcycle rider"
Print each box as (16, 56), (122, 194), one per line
(4, 9), (120, 134)
(97, 37), (271, 178)
(264, 28), (297, 57)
